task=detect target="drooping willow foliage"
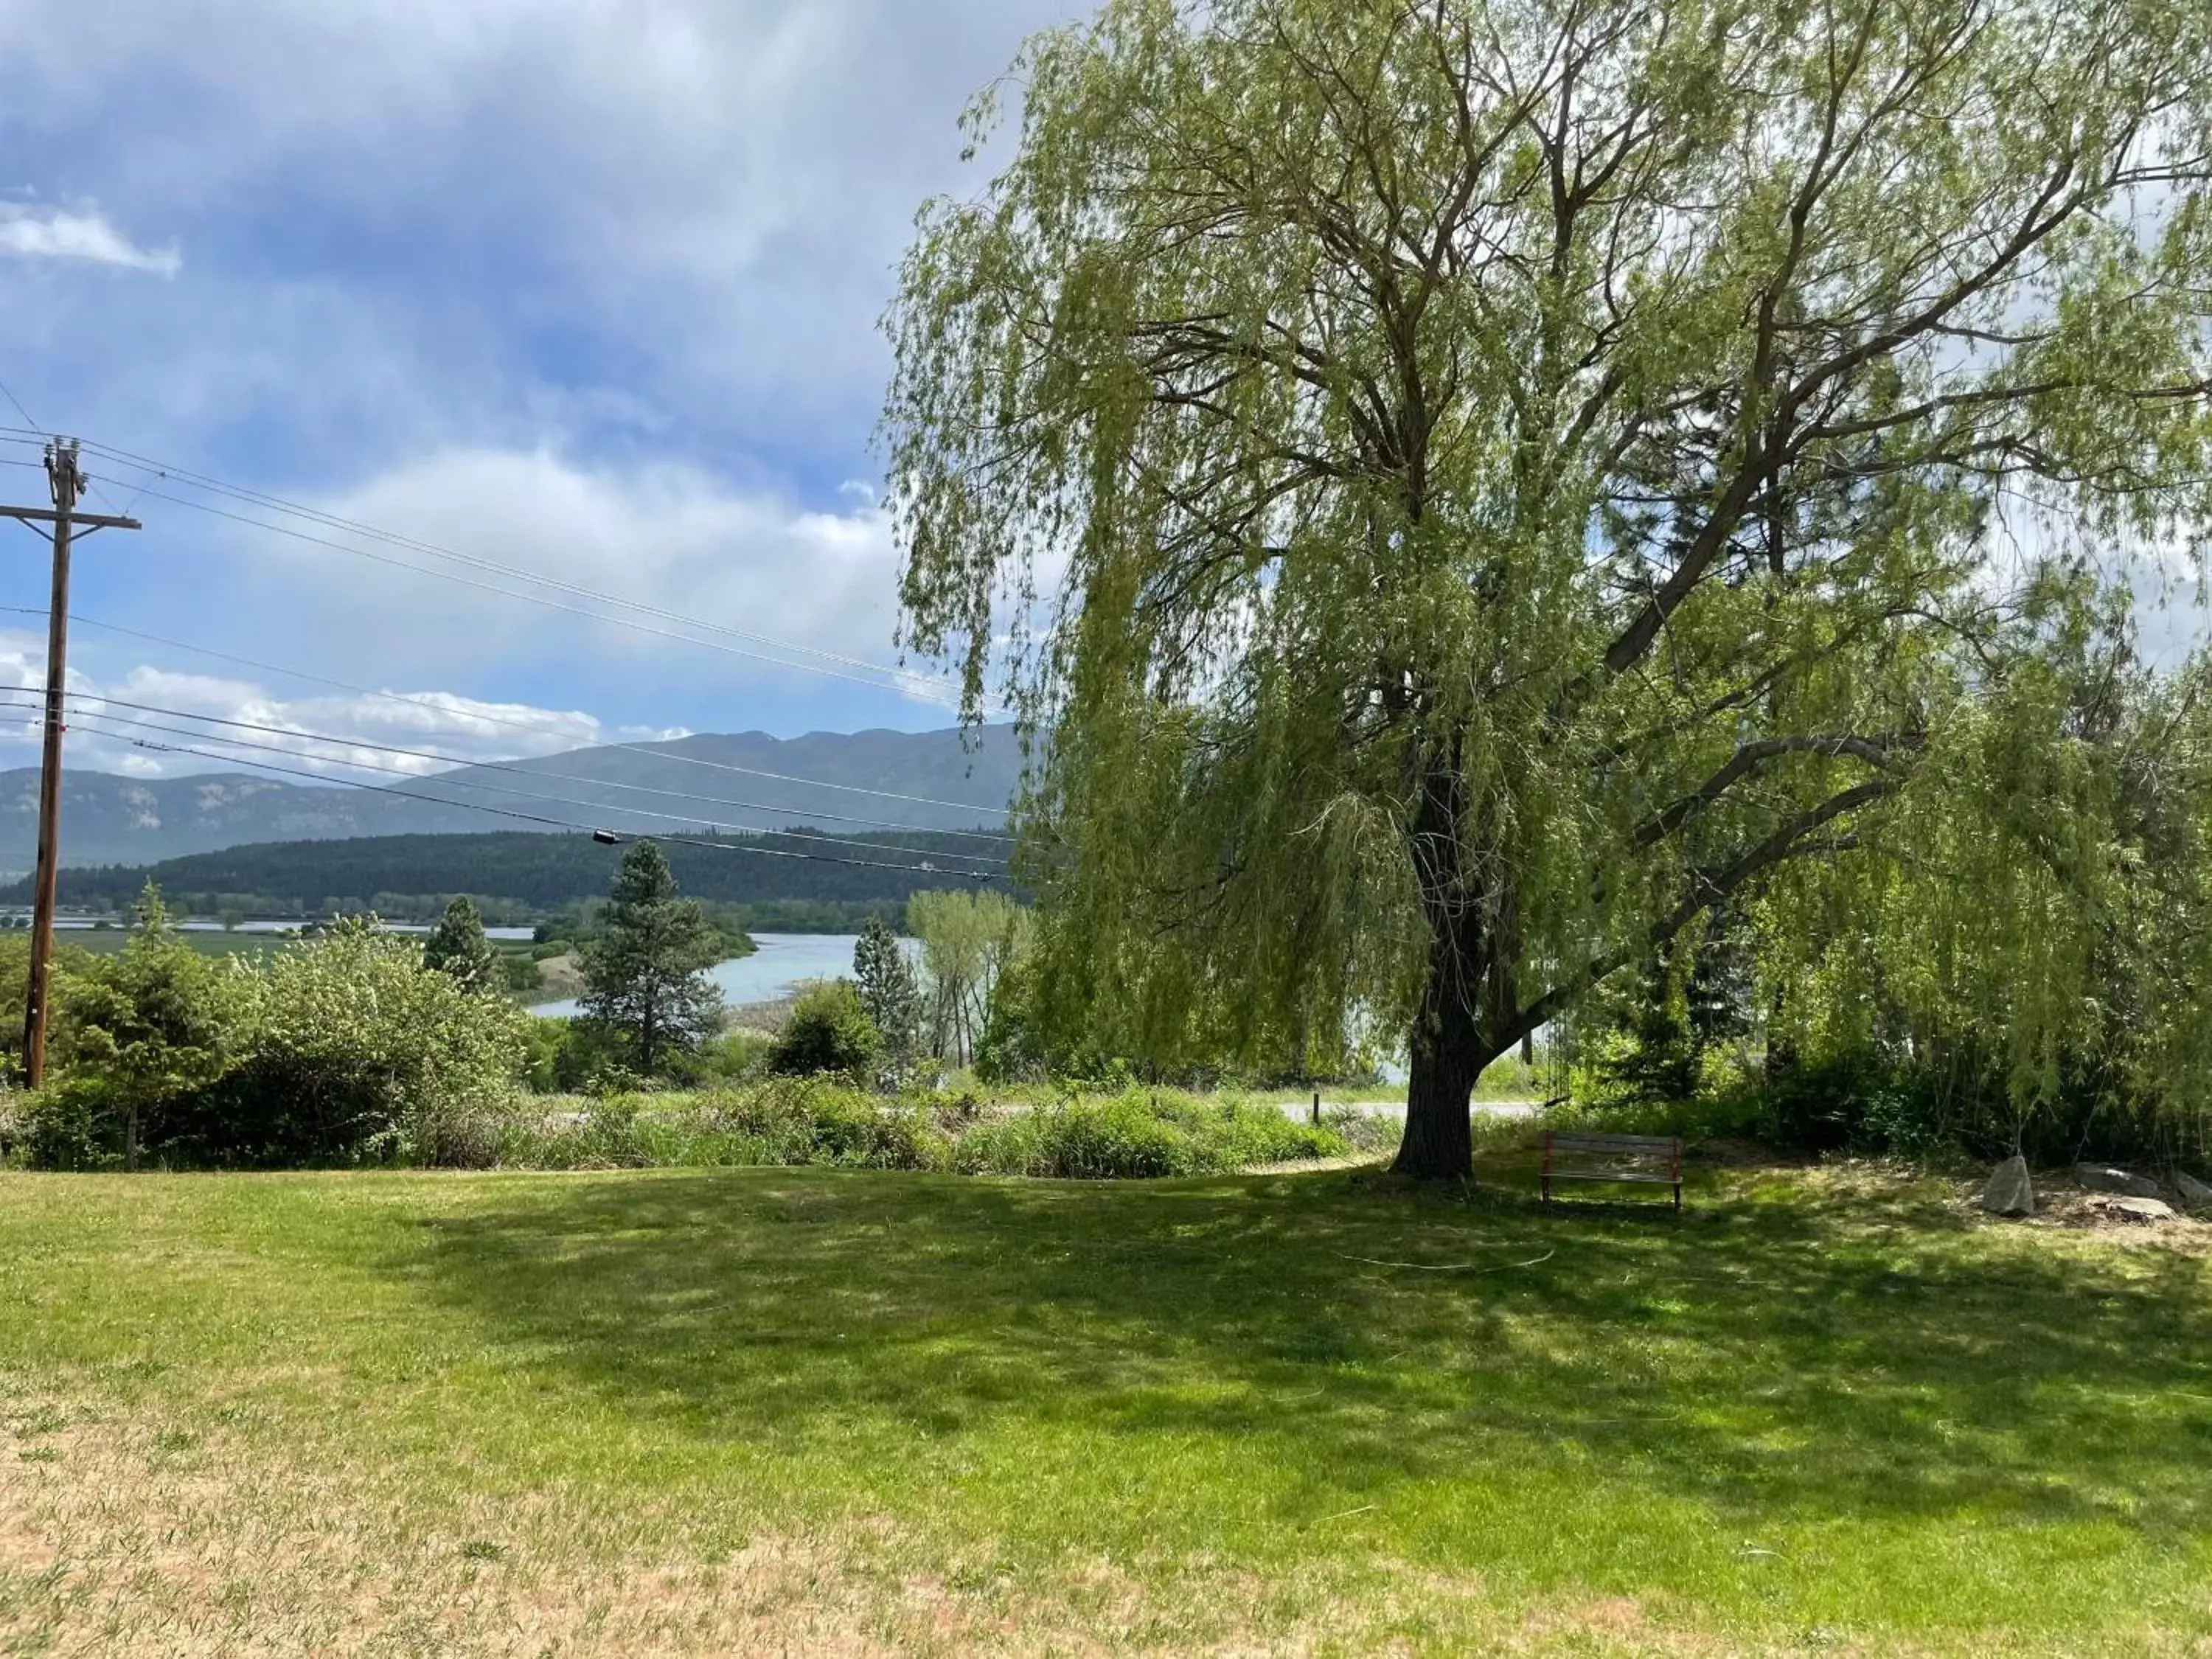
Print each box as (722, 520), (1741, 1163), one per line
(1753, 598), (2212, 1161)
(883, 0), (2212, 1173)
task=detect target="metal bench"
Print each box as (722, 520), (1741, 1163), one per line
(1540, 1130), (1683, 1210)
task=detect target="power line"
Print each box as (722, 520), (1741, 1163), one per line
(38, 689), (1011, 856)
(44, 709), (995, 880)
(0, 379), (38, 433)
(9, 429), (965, 706)
(67, 434), (942, 689)
(0, 409), (137, 520)
(0, 437), (141, 1090)
(53, 698), (1009, 870)
(0, 691), (1004, 871)
(0, 604), (1019, 830)
(116, 482), (958, 700)
(0, 417), (1020, 846)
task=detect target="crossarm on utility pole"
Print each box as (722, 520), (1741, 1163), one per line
(0, 439), (140, 1088)
(0, 507), (142, 530)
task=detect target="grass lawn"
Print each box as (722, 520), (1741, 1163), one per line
(1, 1158), (2208, 1656)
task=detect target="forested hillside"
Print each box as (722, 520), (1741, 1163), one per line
(10, 828), (1012, 920)
(0, 726), (1020, 868)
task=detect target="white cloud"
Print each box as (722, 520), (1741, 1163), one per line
(278, 445), (956, 704)
(0, 204), (178, 276)
(0, 626), (611, 779)
(0, 0), (1047, 740)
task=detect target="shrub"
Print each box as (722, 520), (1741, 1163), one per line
(767, 981), (881, 1079)
(411, 1095), (516, 1169)
(956, 1090), (1351, 1178)
(696, 1029), (773, 1084)
(1322, 1106), (1402, 1156)
(10, 1077), (126, 1171)
(52, 884), (237, 1148)
(714, 1077), (949, 1169)
(159, 919), (530, 1166)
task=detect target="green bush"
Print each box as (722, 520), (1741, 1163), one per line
(766, 981), (881, 1079)
(472, 1082), (1348, 1180)
(9, 1077), (127, 1171)
(1321, 1106), (1403, 1155)
(695, 1029), (773, 1083)
(411, 1094), (517, 1169)
(158, 919), (530, 1166)
(956, 1090), (1349, 1178)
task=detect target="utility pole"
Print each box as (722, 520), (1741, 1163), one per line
(1, 439), (139, 1087)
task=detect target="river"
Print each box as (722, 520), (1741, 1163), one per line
(527, 931), (866, 1020)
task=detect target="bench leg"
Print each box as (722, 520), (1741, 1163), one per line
(1540, 1175), (1551, 1205)
(1673, 1181), (1682, 1212)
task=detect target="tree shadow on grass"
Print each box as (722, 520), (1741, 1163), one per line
(392, 1164), (2212, 1542)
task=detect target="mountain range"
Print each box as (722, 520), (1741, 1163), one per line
(0, 726), (1023, 872)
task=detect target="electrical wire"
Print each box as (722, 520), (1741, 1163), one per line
(57, 692), (1012, 858)
(54, 695), (1004, 872)
(0, 401), (137, 518)
(0, 379), (38, 432)
(0, 427), (964, 706)
(0, 690), (1004, 872)
(66, 433), (941, 689)
(0, 417), (1020, 830)
(38, 706), (995, 880)
(117, 483), (958, 698)
(0, 605), (1018, 830)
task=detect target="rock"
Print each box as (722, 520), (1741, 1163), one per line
(2175, 1171), (2212, 1211)
(2074, 1164), (2163, 1198)
(2099, 1195), (2176, 1224)
(1981, 1155), (2034, 1217)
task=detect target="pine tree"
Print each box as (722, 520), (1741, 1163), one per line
(852, 916), (921, 1085)
(579, 841), (725, 1077)
(422, 895), (501, 994)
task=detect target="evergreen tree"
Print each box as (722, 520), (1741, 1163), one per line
(56, 883), (234, 1166)
(852, 917), (921, 1085)
(579, 841), (725, 1077)
(422, 895), (501, 994)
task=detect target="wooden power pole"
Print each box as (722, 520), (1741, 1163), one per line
(1, 439), (139, 1086)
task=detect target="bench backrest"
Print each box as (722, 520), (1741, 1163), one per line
(1543, 1131), (1681, 1169)
(1545, 1133), (1677, 1152)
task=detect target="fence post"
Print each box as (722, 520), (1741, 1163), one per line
(1310, 1090), (1320, 1125)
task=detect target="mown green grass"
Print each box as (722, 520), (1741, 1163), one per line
(1, 1160), (2207, 1655)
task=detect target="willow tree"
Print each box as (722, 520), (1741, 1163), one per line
(884, 0), (2212, 1175)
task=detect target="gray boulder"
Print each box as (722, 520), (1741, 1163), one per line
(2074, 1164), (2163, 1198)
(2175, 1171), (2212, 1212)
(2101, 1195), (2177, 1224)
(1981, 1156), (2034, 1217)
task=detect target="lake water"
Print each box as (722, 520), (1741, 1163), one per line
(528, 931), (866, 1019)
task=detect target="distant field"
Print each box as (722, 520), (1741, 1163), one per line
(47, 928), (293, 959)
(3, 1161), (2207, 1655)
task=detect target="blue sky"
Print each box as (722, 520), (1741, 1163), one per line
(0, 0), (1074, 779)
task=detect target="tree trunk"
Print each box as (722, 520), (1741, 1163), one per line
(1391, 741), (1505, 1179)
(1392, 939), (1495, 1178)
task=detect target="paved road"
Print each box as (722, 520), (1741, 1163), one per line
(1273, 1096), (1540, 1123)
